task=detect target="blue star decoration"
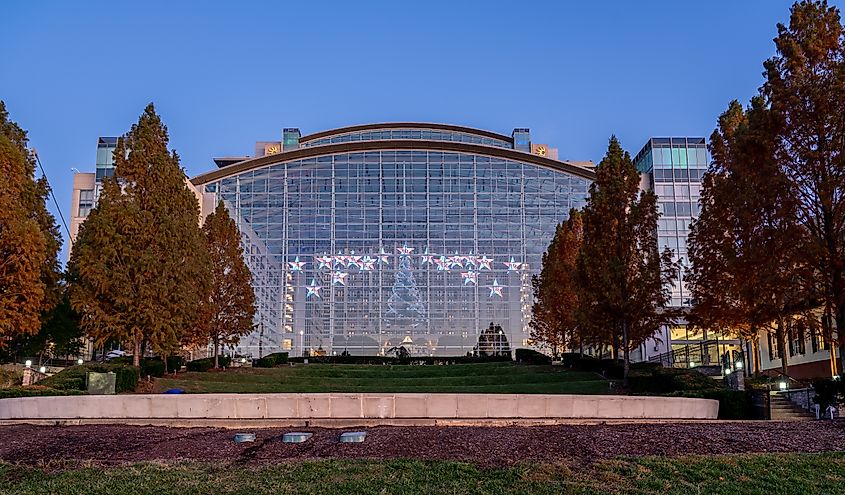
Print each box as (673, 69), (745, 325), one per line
(487, 279), (504, 298)
(305, 279), (322, 299)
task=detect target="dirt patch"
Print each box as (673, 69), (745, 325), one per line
(1, 421), (844, 468)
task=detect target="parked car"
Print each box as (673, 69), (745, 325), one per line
(105, 349), (126, 360)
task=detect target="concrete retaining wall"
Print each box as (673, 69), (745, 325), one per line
(0, 394), (718, 421)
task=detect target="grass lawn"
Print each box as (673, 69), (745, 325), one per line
(149, 362), (610, 394)
(2, 453), (844, 494)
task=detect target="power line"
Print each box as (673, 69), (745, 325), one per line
(32, 149), (73, 247)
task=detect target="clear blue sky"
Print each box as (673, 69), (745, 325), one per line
(0, 0), (821, 260)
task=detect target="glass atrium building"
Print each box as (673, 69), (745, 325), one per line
(190, 124), (595, 357)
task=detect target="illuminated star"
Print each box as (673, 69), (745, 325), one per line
(461, 271), (478, 285)
(361, 256), (376, 271)
(434, 256), (450, 271)
(315, 255), (333, 269)
(421, 248), (435, 266)
(477, 255), (493, 270)
(334, 255), (347, 269)
(288, 257), (306, 272)
(397, 245), (415, 255)
(487, 279), (504, 298)
(448, 252), (464, 269)
(347, 256), (363, 269)
(305, 279), (322, 299)
(332, 271), (349, 286)
(504, 257), (522, 271)
(378, 247), (390, 265)
(464, 253), (477, 268)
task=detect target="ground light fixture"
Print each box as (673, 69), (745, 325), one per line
(24, 360), (32, 368)
(77, 358), (84, 365)
(779, 381), (788, 391)
(39, 366), (46, 373)
(735, 361), (744, 370)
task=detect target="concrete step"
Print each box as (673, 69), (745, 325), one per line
(769, 397), (815, 420)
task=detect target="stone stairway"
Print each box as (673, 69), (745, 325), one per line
(770, 394), (816, 420)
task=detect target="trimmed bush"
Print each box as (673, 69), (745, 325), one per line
(514, 348), (552, 365)
(37, 363), (140, 393)
(812, 378), (844, 410)
(287, 355), (513, 365)
(669, 389), (753, 420)
(253, 352), (289, 368)
(186, 356), (232, 372)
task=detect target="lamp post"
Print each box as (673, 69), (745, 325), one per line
(299, 330), (305, 357)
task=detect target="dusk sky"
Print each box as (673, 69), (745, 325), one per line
(0, 0), (821, 261)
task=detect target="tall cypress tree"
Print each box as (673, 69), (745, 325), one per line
(0, 103), (49, 342)
(762, 1), (845, 371)
(530, 209), (583, 357)
(198, 201), (256, 368)
(577, 137), (677, 385)
(688, 99), (807, 377)
(69, 104), (211, 365)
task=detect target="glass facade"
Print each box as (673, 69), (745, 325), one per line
(634, 137), (707, 308)
(95, 137), (118, 182)
(204, 149), (590, 357)
(302, 129), (512, 149)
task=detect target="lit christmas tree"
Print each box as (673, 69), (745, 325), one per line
(384, 249), (427, 328)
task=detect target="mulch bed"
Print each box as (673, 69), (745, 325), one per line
(1, 421), (844, 467)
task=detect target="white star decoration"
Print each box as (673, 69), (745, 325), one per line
(461, 271), (478, 285)
(361, 256), (375, 271)
(332, 271), (349, 286)
(288, 257), (306, 272)
(348, 256), (363, 269)
(504, 257), (522, 271)
(378, 248), (390, 265)
(487, 279), (504, 298)
(477, 255), (493, 270)
(397, 245), (415, 255)
(315, 255), (332, 269)
(434, 256), (450, 271)
(305, 279), (322, 299)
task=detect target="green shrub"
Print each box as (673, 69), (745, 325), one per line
(0, 368), (23, 388)
(812, 378), (844, 410)
(186, 356), (232, 372)
(669, 389), (753, 419)
(253, 352), (289, 368)
(514, 348), (551, 365)
(628, 367), (723, 394)
(38, 363), (139, 393)
(0, 386), (84, 399)
(140, 359), (165, 378)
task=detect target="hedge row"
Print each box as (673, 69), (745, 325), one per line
(110, 356), (185, 377)
(287, 354), (513, 365)
(667, 389), (754, 420)
(37, 363), (140, 393)
(514, 348), (552, 365)
(186, 356), (232, 372)
(253, 352), (289, 368)
(0, 386), (84, 400)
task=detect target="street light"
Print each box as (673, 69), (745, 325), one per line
(77, 358), (84, 365)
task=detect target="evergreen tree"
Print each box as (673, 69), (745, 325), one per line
(0, 101), (57, 344)
(762, 1), (845, 371)
(69, 104), (211, 366)
(688, 99), (807, 377)
(577, 137), (677, 386)
(530, 210), (583, 357)
(199, 201), (256, 368)
(384, 251), (427, 328)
